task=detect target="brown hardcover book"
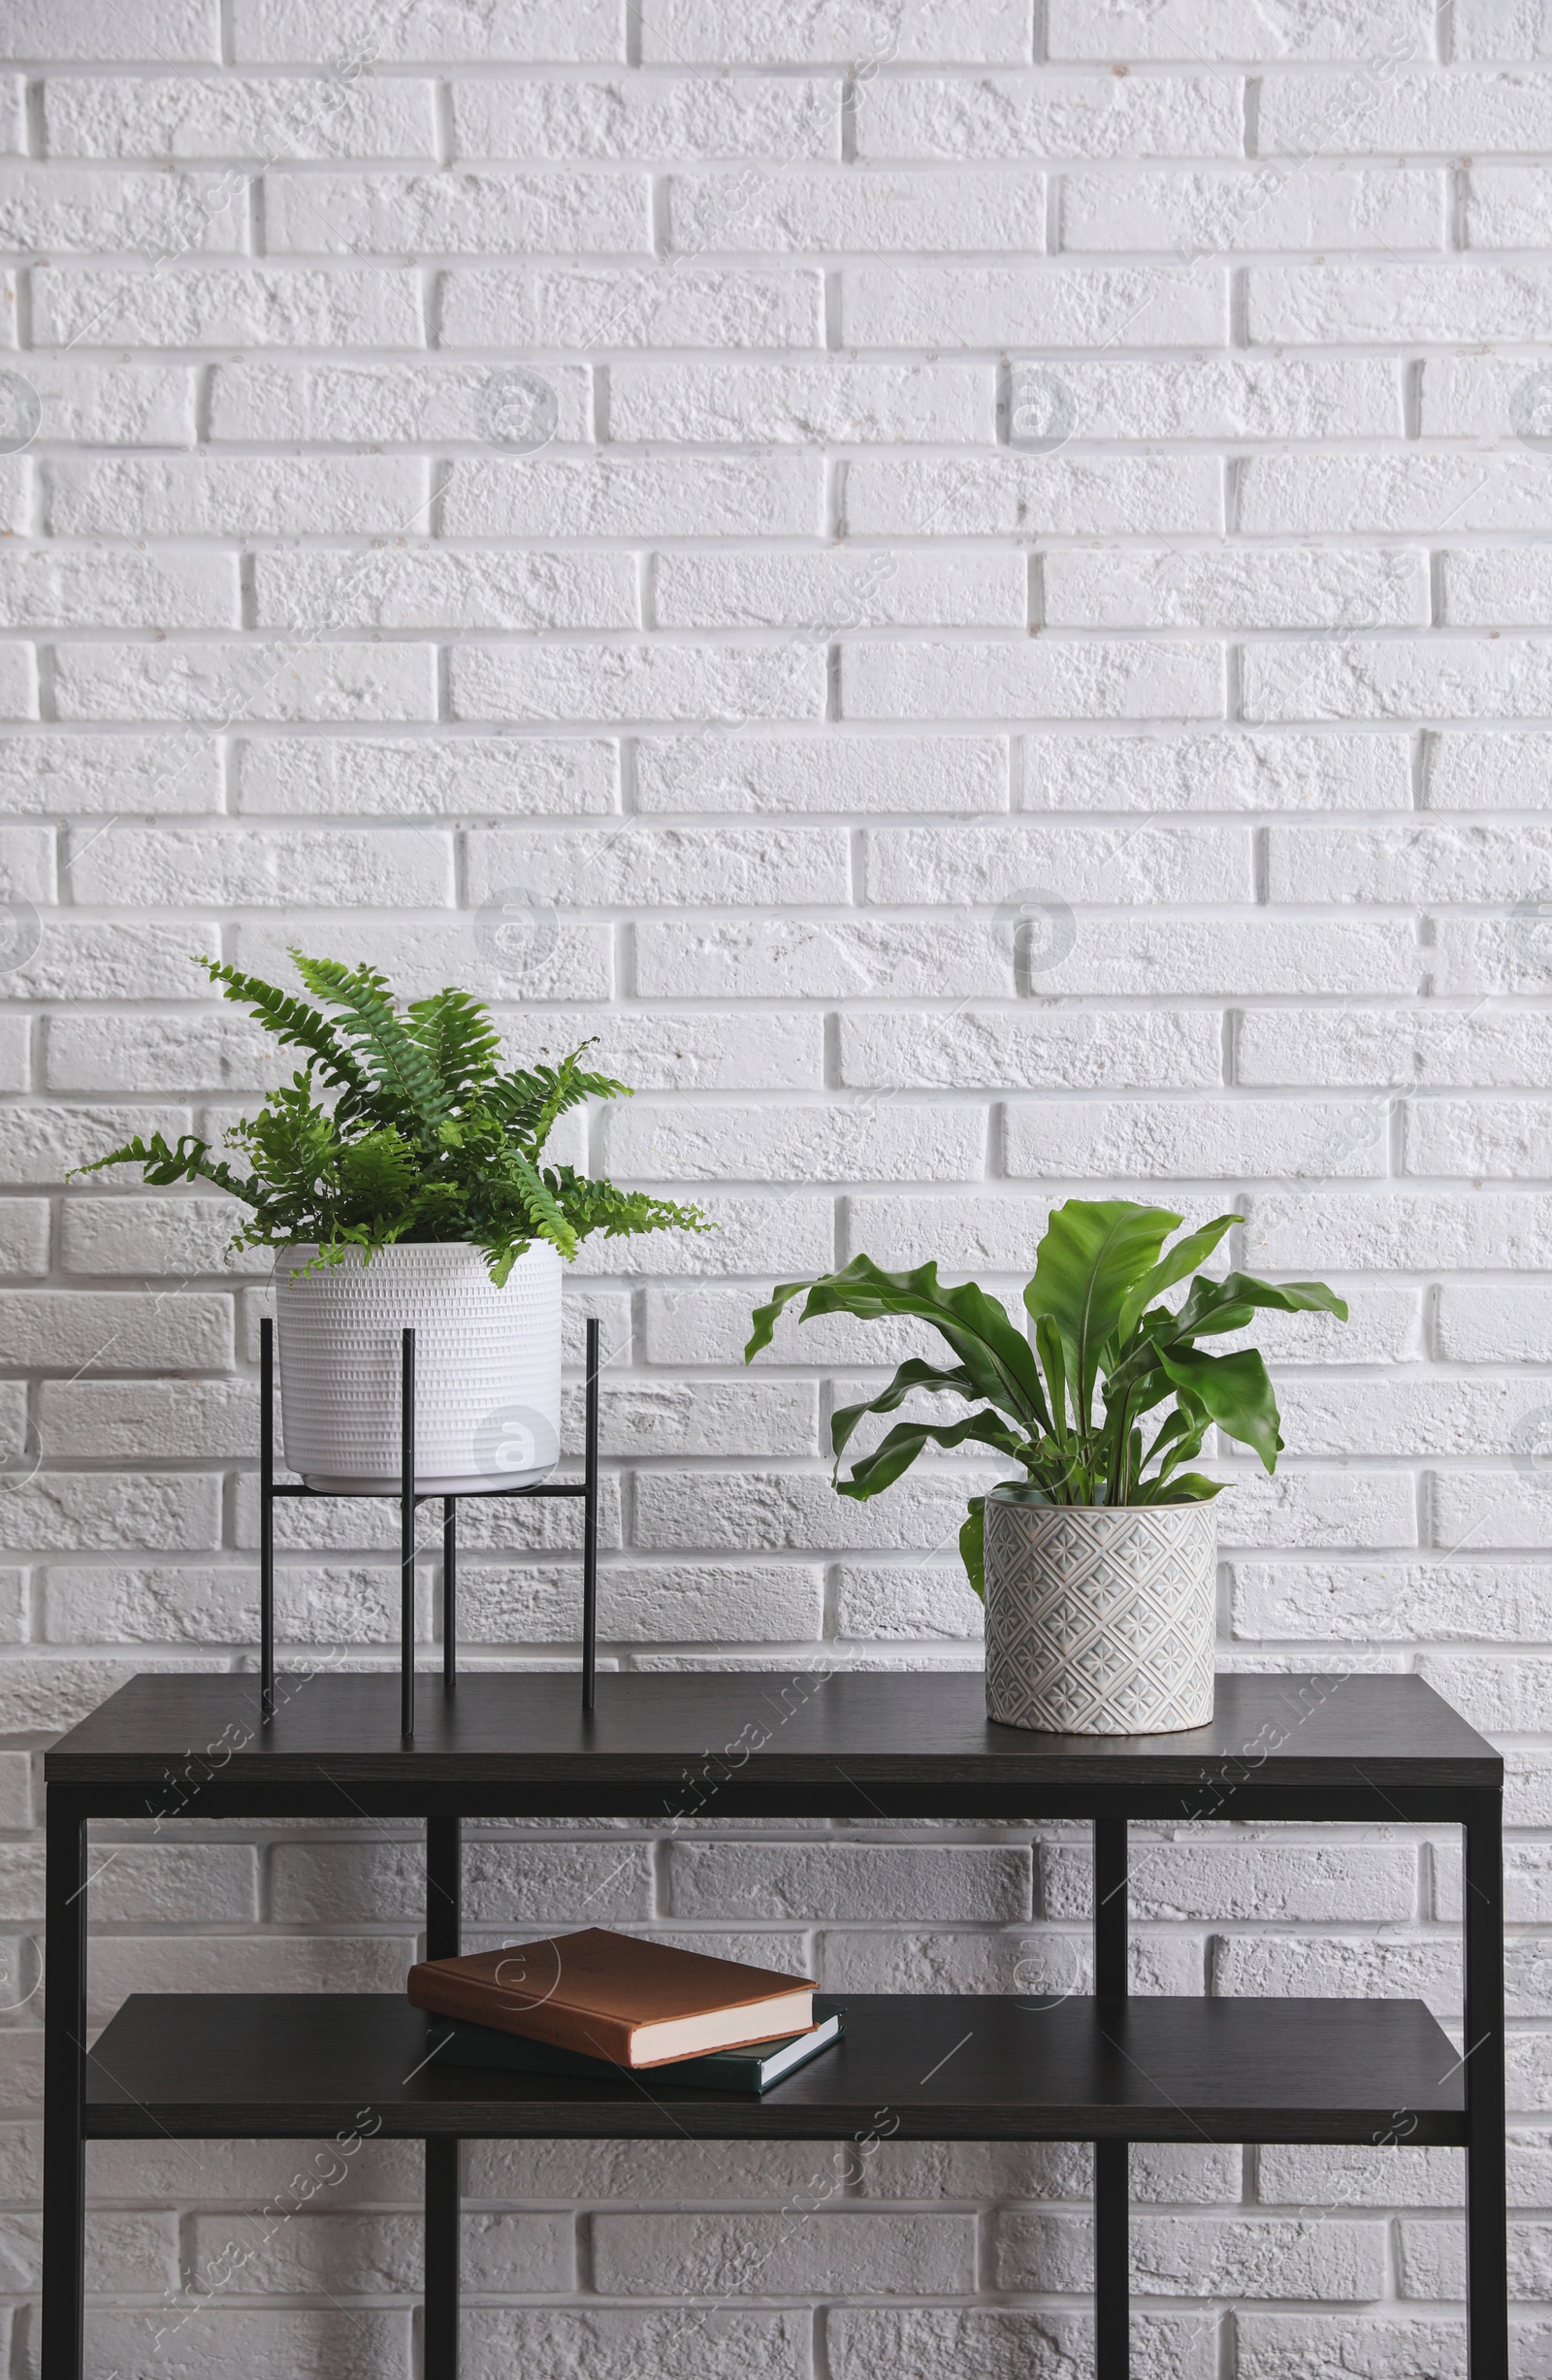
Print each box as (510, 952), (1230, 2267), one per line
(406, 1927), (815, 2069)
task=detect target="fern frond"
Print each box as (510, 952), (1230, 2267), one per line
(546, 1167), (711, 1241)
(334, 1128), (421, 1216)
(502, 1151), (579, 1258)
(405, 985), (501, 1107)
(202, 958), (372, 1104)
(229, 1083), (340, 1214)
(487, 1044), (629, 1150)
(290, 952), (449, 1134)
(482, 1066), (550, 1141)
(71, 1130), (265, 1208)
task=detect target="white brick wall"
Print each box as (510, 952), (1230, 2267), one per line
(0, 0), (1546, 2370)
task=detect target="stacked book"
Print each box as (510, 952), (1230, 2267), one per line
(409, 1925), (842, 2095)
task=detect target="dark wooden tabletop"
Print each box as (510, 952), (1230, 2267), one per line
(46, 1669), (1499, 1817)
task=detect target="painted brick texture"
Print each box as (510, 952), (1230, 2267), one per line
(0, 0), (1546, 2370)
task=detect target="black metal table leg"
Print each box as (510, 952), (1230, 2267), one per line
(260, 1316), (275, 1721)
(424, 1813), (461, 2375)
(425, 2135), (460, 2380)
(1094, 1816), (1128, 1995)
(1464, 1791), (1508, 2379)
(426, 1814), (461, 1964)
(442, 1497), (457, 1689)
(582, 1315), (599, 1713)
(401, 1328), (416, 1741)
(1094, 1816), (1128, 2380)
(43, 1791), (86, 2380)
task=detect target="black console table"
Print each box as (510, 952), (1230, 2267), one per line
(42, 1669), (1506, 2379)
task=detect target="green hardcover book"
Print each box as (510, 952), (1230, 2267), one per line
(429, 2007), (843, 2095)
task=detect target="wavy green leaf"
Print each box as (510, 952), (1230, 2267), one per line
(960, 1496), (986, 1599)
(1024, 1200), (1180, 1425)
(834, 1409), (1026, 1500)
(1156, 1342), (1283, 1472)
(830, 1357), (980, 1461)
(1133, 1470), (1224, 1506)
(750, 1255), (1049, 1434)
(1170, 1270), (1349, 1339)
(1117, 1213), (1239, 1340)
(745, 1279), (817, 1361)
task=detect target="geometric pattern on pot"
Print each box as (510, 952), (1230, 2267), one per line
(275, 1240), (562, 1496)
(984, 1494), (1216, 1737)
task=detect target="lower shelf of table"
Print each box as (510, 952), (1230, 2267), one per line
(81, 1992), (1468, 2145)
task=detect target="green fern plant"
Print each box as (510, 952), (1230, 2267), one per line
(76, 952), (710, 1285)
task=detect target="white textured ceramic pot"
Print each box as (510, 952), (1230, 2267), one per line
(983, 1488), (1216, 1736)
(275, 1241), (562, 1495)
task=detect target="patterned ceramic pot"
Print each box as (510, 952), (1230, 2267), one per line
(983, 1488), (1216, 1735)
(275, 1241), (562, 1495)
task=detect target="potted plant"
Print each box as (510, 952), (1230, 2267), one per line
(80, 952), (707, 1494)
(746, 1200), (1345, 1736)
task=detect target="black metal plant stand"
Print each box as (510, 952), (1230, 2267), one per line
(259, 1314), (602, 1735)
